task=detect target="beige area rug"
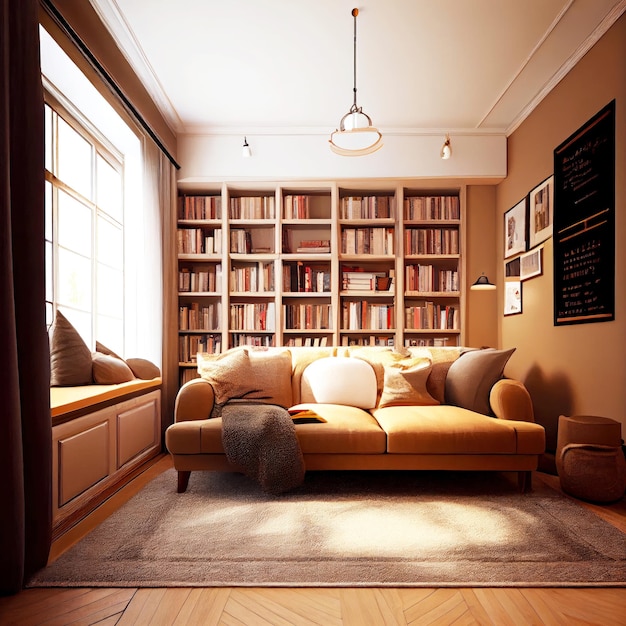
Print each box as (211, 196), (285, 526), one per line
(29, 469), (626, 588)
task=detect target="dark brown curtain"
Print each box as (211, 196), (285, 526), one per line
(0, 0), (52, 594)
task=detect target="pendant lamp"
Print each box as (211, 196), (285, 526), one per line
(329, 8), (383, 156)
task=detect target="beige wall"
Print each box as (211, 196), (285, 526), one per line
(465, 185), (498, 349)
(496, 13), (626, 450)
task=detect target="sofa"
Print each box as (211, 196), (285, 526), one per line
(165, 345), (545, 494)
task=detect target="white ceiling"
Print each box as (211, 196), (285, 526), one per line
(90, 0), (625, 138)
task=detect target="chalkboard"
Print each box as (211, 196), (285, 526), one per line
(553, 101), (615, 325)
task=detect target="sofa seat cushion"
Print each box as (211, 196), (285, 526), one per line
(371, 405), (545, 455)
(292, 403), (387, 454)
(166, 403), (387, 456)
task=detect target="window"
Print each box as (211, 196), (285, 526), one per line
(45, 100), (125, 350)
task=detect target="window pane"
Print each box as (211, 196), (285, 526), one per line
(45, 240), (53, 302)
(96, 315), (123, 355)
(57, 116), (92, 199)
(57, 247), (91, 313)
(45, 180), (52, 241)
(58, 306), (92, 347)
(97, 263), (123, 318)
(58, 189), (91, 257)
(97, 215), (123, 269)
(45, 104), (53, 173)
(97, 154), (123, 223)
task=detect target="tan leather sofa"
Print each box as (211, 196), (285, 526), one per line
(165, 346), (545, 493)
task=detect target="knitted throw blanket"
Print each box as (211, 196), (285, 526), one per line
(221, 403), (305, 494)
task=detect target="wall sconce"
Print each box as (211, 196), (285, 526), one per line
(440, 134), (451, 160)
(470, 273), (496, 290)
(242, 137), (252, 158)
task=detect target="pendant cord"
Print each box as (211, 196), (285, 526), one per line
(352, 8), (358, 111)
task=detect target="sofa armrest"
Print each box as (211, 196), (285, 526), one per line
(174, 378), (215, 422)
(489, 379), (535, 422)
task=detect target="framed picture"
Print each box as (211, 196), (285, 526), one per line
(504, 280), (522, 316)
(504, 198), (527, 258)
(520, 246), (543, 280)
(505, 256), (521, 278)
(529, 176), (553, 248)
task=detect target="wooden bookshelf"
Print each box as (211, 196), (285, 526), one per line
(175, 182), (465, 384)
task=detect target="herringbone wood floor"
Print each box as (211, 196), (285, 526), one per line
(1, 455), (625, 625)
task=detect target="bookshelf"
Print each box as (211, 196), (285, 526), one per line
(176, 182), (465, 384)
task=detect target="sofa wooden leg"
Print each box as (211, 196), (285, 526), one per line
(177, 470), (191, 493)
(518, 470), (532, 493)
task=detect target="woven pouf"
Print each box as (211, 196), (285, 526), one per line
(556, 415), (626, 503)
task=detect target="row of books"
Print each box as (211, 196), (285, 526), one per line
(295, 239), (331, 253)
(284, 303), (332, 330)
(283, 195), (315, 219)
(283, 263), (331, 293)
(229, 229), (253, 253)
(403, 196), (460, 221)
(341, 227), (394, 255)
(284, 336), (329, 347)
(229, 196), (275, 219)
(179, 303), (221, 331)
(177, 228), (222, 254)
(403, 337), (455, 347)
(404, 303), (458, 330)
(342, 269), (393, 292)
(230, 262), (275, 292)
(340, 195), (394, 219)
(340, 335), (394, 347)
(231, 334), (274, 348)
(178, 333), (222, 363)
(405, 265), (459, 292)
(178, 266), (222, 293)
(229, 302), (276, 331)
(341, 302), (395, 330)
(178, 195), (222, 220)
(405, 228), (460, 255)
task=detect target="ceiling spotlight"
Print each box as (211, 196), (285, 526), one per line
(440, 134), (452, 160)
(470, 273), (496, 290)
(242, 137), (252, 158)
(329, 8), (383, 157)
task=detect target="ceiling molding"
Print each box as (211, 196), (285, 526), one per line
(505, 0), (626, 136)
(88, 0), (184, 133)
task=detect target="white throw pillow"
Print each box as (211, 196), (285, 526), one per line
(302, 357), (377, 409)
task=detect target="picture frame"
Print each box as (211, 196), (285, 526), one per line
(504, 280), (522, 316)
(505, 256), (521, 278)
(520, 246), (543, 281)
(529, 175), (553, 248)
(504, 198), (527, 258)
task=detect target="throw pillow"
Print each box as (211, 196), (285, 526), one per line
(95, 341), (123, 360)
(92, 352), (135, 384)
(197, 348), (256, 405)
(49, 310), (93, 386)
(126, 358), (161, 380)
(243, 348), (293, 408)
(378, 358), (439, 408)
(445, 347), (516, 415)
(407, 346), (464, 403)
(302, 356), (377, 409)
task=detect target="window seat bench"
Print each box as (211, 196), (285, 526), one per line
(50, 378), (162, 541)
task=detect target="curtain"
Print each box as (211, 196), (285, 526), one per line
(0, 0), (52, 594)
(144, 138), (178, 435)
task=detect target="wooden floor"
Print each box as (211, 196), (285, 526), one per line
(1, 456), (625, 626)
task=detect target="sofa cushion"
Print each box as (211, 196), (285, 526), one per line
(49, 309), (93, 386)
(371, 405), (528, 454)
(92, 352), (135, 384)
(445, 347), (515, 416)
(302, 356), (377, 409)
(291, 346), (337, 404)
(407, 346), (464, 403)
(378, 358), (439, 408)
(197, 348), (255, 405)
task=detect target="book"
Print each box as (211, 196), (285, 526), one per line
(287, 405), (327, 423)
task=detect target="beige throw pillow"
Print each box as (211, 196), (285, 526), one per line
(197, 348), (256, 405)
(126, 358), (161, 380)
(378, 358), (439, 408)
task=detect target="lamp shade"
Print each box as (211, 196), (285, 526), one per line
(471, 274), (496, 290)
